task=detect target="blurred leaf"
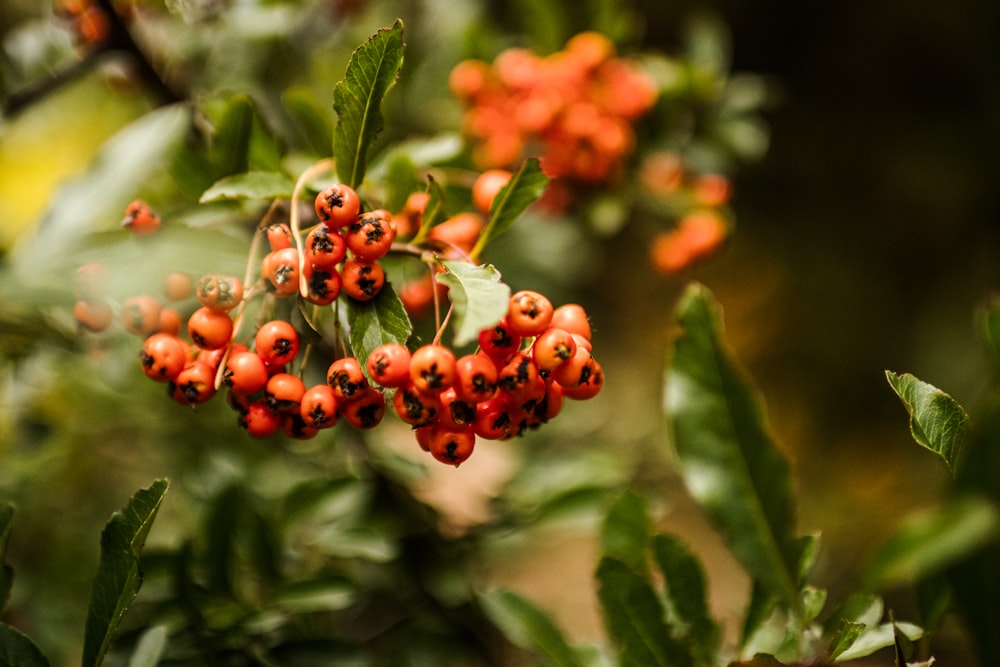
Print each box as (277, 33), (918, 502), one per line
(596, 558), (693, 667)
(652, 534), (719, 664)
(915, 575), (950, 636)
(314, 526), (397, 562)
(199, 171), (295, 202)
(864, 495), (1000, 588)
(478, 589), (583, 667)
(728, 656), (783, 667)
(600, 492), (649, 572)
(0, 306), (78, 362)
(282, 85), (334, 157)
(0, 504), (13, 613)
(948, 543), (1000, 667)
(333, 20), (405, 189)
(82, 479), (169, 667)
(512, 0), (566, 53)
(664, 283), (799, 609)
(16, 105), (191, 269)
(834, 622), (922, 663)
(472, 158), (549, 258)
(0, 624), (49, 667)
(382, 152), (423, 213)
(741, 582), (778, 647)
(885, 371), (970, 475)
(584, 0), (641, 43)
(893, 618), (916, 666)
(411, 175), (448, 244)
(825, 621), (867, 662)
(338, 283), (412, 369)
(276, 577), (356, 613)
(436, 261), (510, 347)
(824, 592), (883, 636)
(800, 586), (827, 626)
(126, 625), (167, 667)
(202, 94), (284, 176)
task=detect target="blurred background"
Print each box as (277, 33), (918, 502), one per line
(1, 0), (999, 664)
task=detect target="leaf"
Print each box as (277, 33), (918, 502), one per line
(885, 371), (970, 475)
(436, 261), (510, 347)
(82, 479), (169, 667)
(825, 621), (867, 661)
(600, 492), (650, 572)
(410, 175), (448, 244)
(338, 282), (412, 369)
(663, 283), (799, 609)
(477, 589), (583, 667)
(126, 625), (167, 667)
(596, 558), (693, 667)
(652, 534), (719, 663)
(333, 20), (405, 189)
(0, 624), (49, 667)
(471, 158), (549, 259)
(863, 495), (1000, 588)
(834, 621), (923, 663)
(0, 504), (13, 613)
(199, 171), (295, 202)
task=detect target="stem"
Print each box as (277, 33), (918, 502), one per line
(290, 159), (336, 297)
(432, 303), (455, 346)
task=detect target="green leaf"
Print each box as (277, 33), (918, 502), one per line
(652, 534), (719, 664)
(863, 495), (1000, 588)
(411, 175), (448, 244)
(338, 282), (413, 369)
(471, 158), (549, 258)
(126, 625), (167, 667)
(885, 371), (970, 475)
(436, 261), (510, 347)
(199, 171), (295, 202)
(333, 20), (405, 189)
(834, 621), (923, 663)
(282, 85), (334, 157)
(82, 479), (169, 667)
(0, 624), (49, 667)
(663, 283), (799, 609)
(825, 621), (867, 661)
(381, 152), (423, 214)
(596, 558), (693, 667)
(600, 492), (650, 572)
(0, 504), (13, 613)
(478, 589), (583, 667)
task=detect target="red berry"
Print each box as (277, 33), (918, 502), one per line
(366, 343), (412, 388)
(341, 257), (385, 302)
(409, 344), (457, 395)
(550, 304), (591, 340)
(120, 295), (161, 337)
(477, 317), (522, 361)
(265, 372), (306, 413)
(453, 353), (498, 403)
(239, 400), (282, 438)
(507, 290), (553, 337)
(326, 357), (369, 401)
(223, 351), (269, 395)
(392, 383), (442, 426)
(346, 210), (395, 261)
(139, 333), (188, 382)
(187, 307), (234, 351)
(472, 169), (512, 215)
(169, 361), (217, 405)
(314, 183), (361, 228)
(73, 299), (113, 333)
(531, 327), (577, 372)
(305, 224), (347, 269)
(196, 274), (244, 312)
(428, 425), (476, 467)
(341, 386), (386, 429)
(265, 223), (294, 251)
(255, 320), (300, 366)
(302, 263), (341, 306)
(122, 199), (161, 236)
(300, 384), (340, 429)
(263, 247), (302, 296)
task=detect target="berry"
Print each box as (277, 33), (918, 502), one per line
(196, 274), (244, 312)
(477, 317), (522, 361)
(549, 304), (591, 340)
(314, 183), (361, 228)
(366, 343), (412, 388)
(437, 387), (476, 430)
(223, 351), (269, 395)
(120, 295), (162, 337)
(169, 361), (217, 405)
(239, 400), (282, 438)
(302, 263), (341, 306)
(73, 299), (113, 333)
(326, 357), (369, 401)
(265, 223), (294, 251)
(409, 344), (457, 395)
(263, 247), (302, 296)
(164, 272), (194, 302)
(265, 373), (306, 413)
(300, 384), (340, 429)
(346, 210), (395, 261)
(187, 307), (234, 351)
(255, 320), (300, 366)
(497, 352), (540, 399)
(427, 426), (476, 467)
(507, 290), (553, 337)
(453, 353), (499, 403)
(341, 386), (386, 429)
(122, 200), (160, 236)
(473, 395), (516, 440)
(472, 169), (512, 214)
(427, 212), (485, 254)
(531, 327), (577, 372)
(392, 384), (441, 426)
(305, 224), (348, 269)
(341, 257), (385, 302)
(140, 333), (188, 382)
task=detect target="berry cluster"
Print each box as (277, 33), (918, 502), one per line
(638, 151), (734, 275)
(75, 178), (603, 466)
(449, 31), (658, 185)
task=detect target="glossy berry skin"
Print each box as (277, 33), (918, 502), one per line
(559, 358), (604, 400)
(122, 199), (161, 236)
(282, 414), (319, 440)
(531, 327), (577, 372)
(341, 258), (385, 302)
(157, 308), (182, 336)
(305, 224), (347, 269)
(497, 352), (540, 399)
(239, 400), (282, 438)
(409, 344), (457, 395)
(223, 351), (269, 395)
(427, 426), (476, 467)
(453, 353), (498, 403)
(346, 210), (395, 261)
(264, 247), (302, 296)
(255, 320), (300, 366)
(473, 396), (516, 440)
(437, 387), (476, 430)
(366, 343), (412, 388)
(507, 290), (553, 337)
(392, 384), (441, 426)
(121, 295), (162, 337)
(326, 357), (369, 401)
(187, 307), (234, 351)
(300, 384), (340, 429)
(265, 373), (306, 413)
(477, 318), (522, 362)
(550, 304), (591, 340)
(169, 361), (217, 405)
(140, 333), (188, 382)
(196, 274), (244, 312)
(265, 223), (294, 251)
(414, 424), (434, 452)
(341, 386), (386, 429)
(314, 183), (361, 228)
